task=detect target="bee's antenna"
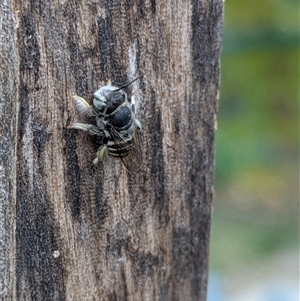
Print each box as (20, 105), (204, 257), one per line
(113, 74), (143, 91)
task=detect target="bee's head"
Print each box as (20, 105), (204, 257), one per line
(92, 75), (142, 113)
(92, 85), (114, 111)
(93, 87), (126, 114)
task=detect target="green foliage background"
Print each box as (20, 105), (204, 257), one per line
(211, 0), (299, 270)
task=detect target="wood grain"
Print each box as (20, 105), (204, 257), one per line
(0, 0), (223, 300)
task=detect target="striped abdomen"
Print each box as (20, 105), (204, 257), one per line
(107, 136), (135, 158)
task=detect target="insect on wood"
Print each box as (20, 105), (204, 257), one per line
(70, 76), (143, 172)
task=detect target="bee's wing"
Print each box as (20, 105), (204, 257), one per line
(110, 128), (143, 173)
(121, 129), (143, 173)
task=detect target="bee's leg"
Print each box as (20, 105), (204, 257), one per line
(93, 145), (107, 165)
(130, 95), (136, 113)
(72, 95), (96, 117)
(133, 118), (142, 131)
(70, 123), (103, 136)
(96, 118), (111, 138)
(96, 117), (106, 130)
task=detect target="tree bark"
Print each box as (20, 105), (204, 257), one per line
(0, 0), (223, 300)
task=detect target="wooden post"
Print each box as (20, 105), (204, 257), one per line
(0, 0), (223, 300)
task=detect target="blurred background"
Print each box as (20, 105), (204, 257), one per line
(207, 0), (299, 300)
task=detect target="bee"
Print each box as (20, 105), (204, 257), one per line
(70, 76), (143, 172)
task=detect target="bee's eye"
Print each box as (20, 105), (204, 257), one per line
(110, 91), (125, 103)
(107, 91), (126, 112)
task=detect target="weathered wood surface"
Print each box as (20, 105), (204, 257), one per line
(0, 0), (223, 300)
